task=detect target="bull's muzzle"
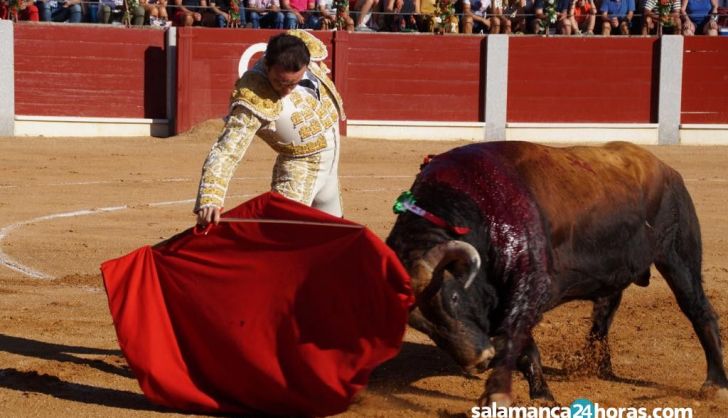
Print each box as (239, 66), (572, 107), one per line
(465, 345), (496, 374)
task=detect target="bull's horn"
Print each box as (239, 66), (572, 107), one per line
(411, 241), (481, 294)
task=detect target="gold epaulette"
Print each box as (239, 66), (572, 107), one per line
(308, 62), (346, 121)
(229, 71), (282, 122)
(286, 29), (328, 62)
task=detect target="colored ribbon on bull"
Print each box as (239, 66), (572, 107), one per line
(392, 191), (470, 235)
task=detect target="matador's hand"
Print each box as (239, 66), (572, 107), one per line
(196, 206), (221, 226)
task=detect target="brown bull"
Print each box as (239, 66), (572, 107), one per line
(386, 141), (728, 405)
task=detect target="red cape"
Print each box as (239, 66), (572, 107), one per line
(101, 192), (413, 416)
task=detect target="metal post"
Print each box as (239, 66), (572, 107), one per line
(658, 35), (684, 145)
(484, 35), (509, 142)
(166, 27), (178, 137)
(0, 20), (14, 137)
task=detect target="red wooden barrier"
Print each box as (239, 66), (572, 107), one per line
(507, 37), (658, 123)
(336, 32), (484, 122)
(175, 28), (334, 134)
(175, 30), (484, 133)
(15, 27), (722, 134)
(681, 37), (728, 124)
(14, 25), (166, 119)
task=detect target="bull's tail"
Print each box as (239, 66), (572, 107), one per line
(655, 169), (702, 281)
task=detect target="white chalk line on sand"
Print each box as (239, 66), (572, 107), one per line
(3, 170), (721, 280)
(0, 175), (412, 190)
(0, 174), (409, 280)
(0, 173), (412, 279)
(0, 206), (128, 279)
(0, 175), (725, 191)
(0, 195), (255, 280)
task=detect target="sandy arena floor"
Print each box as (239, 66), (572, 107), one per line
(1, 122), (728, 417)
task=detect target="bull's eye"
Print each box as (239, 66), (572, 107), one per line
(451, 292), (459, 306)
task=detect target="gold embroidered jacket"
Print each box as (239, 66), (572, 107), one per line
(194, 30), (345, 212)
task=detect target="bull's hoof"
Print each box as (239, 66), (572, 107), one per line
(596, 368), (618, 381)
(717, 388), (728, 401)
(529, 397), (558, 408)
(478, 392), (512, 408)
(699, 383), (728, 401)
(530, 389), (555, 402)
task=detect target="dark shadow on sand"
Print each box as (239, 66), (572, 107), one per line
(0, 333), (132, 378)
(542, 365), (697, 399)
(363, 341), (478, 411)
(0, 368), (166, 412)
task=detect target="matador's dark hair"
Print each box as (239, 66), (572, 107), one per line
(264, 34), (311, 72)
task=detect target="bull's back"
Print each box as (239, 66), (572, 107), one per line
(499, 141), (670, 247)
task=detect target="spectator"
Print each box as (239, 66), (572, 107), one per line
(498, 0), (527, 34)
(599, 0), (634, 35)
(556, 0), (571, 33)
(142, 0), (170, 26)
(207, 0), (243, 26)
(380, 0), (403, 31)
(411, 0), (458, 32)
(97, 0), (123, 22)
(438, 0), (460, 33)
(15, 0), (41, 20)
(172, 0), (203, 25)
(682, 0), (719, 35)
(37, 0), (82, 22)
(533, 0), (562, 33)
(97, 0), (145, 24)
(398, 0), (419, 31)
(86, 0), (100, 22)
(462, 0), (493, 33)
(248, 0), (286, 27)
(353, 0), (379, 30)
(560, 0), (595, 34)
(307, 0), (354, 29)
(281, 0), (309, 28)
(228, 0), (244, 26)
(642, 0), (681, 34)
(0, 0), (8, 19)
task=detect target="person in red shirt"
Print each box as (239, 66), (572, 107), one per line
(560, 0), (596, 34)
(1, 1), (8, 19)
(281, 0), (310, 27)
(2, 0), (40, 21)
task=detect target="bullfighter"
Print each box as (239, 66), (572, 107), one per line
(194, 30), (346, 226)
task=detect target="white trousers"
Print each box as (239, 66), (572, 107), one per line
(270, 142), (342, 217)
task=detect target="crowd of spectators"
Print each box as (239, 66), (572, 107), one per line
(1, 0), (726, 35)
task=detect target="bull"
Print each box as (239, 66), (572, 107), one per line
(386, 141), (728, 405)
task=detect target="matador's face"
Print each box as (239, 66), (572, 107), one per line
(267, 64), (307, 97)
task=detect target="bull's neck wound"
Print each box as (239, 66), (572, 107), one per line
(419, 144), (549, 274)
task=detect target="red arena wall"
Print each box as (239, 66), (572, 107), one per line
(9, 26), (728, 137)
(507, 37), (659, 123)
(14, 25), (166, 119)
(333, 32), (484, 123)
(175, 30), (483, 132)
(175, 28), (334, 133)
(681, 37), (728, 124)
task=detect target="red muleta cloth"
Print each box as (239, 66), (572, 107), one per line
(100, 192), (413, 416)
